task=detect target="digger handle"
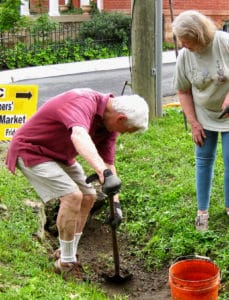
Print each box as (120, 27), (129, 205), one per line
(85, 169), (121, 196)
(85, 173), (99, 184)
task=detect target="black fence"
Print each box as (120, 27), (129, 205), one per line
(0, 22), (128, 70)
(0, 22), (81, 55)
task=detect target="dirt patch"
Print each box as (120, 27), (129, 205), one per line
(80, 217), (171, 300)
(46, 209), (171, 300)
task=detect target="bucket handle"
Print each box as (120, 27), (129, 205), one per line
(173, 255), (212, 264)
(172, 255), (221, 282)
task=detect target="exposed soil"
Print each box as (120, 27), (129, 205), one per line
(46, 203), (171, 300)
(80, 217), (171, 300)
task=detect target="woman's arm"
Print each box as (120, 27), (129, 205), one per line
(178, 89), (206, 146)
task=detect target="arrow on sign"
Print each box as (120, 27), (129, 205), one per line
(16, 92), (32, 99)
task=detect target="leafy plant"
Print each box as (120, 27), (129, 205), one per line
(30, 14), (58, 34)
(0, 0), (21, 32)
(0, 10), (174, 70)
(162, 42), (175, 51)
(1, 38), (129, 69)
(79, 12), (131, 44)
(89, 0), (99, 16)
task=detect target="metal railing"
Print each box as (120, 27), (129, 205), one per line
(0, 22), (81, 53)
(0, 22), (128, 70)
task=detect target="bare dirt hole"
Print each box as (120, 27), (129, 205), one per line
(46, 211), (171, 300)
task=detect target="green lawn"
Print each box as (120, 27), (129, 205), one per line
(1, 108), (229, 299)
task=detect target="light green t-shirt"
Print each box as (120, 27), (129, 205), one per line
(174, 30), (229, 131)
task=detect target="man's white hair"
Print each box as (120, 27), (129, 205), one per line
(111, 94), (149, 132)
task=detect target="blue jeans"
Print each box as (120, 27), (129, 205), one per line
(195, 130), (229, 211)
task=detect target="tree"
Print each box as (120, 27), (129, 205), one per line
(0, 0), (21, 32)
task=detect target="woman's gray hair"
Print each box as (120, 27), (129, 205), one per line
(172, 10), (217, 48)
(111, 94), (149, 132)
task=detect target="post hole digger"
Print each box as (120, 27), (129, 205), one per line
(86, 169), (133, 284)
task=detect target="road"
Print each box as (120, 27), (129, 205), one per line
(18, 63), (176, 107)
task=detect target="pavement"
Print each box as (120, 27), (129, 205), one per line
(0, 51), (177, 84)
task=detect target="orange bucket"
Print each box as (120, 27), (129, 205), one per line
(169, 256), (220, 300)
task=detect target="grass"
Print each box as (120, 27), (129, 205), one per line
(1, 107), (229, 299)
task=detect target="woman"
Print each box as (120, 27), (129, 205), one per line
(172, 10), (229, 231)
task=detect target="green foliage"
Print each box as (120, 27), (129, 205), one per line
(30, 14), (58, 33)
(162, 42), (175, 51)
(0, 12), (176, 70)
(0, 8), (176, 70)
(89, 0), (100, 16)
(79, 12), (131, 44)
(0, 0), (21, 31)
(1, 109), (229, 298)
(0, 38), (128, 69)
(61, 7), (83, 15)
(114, 109), (229, 298)
(0, 12), (131, 70)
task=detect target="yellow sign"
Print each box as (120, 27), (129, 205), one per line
(0, 84), (38, 141)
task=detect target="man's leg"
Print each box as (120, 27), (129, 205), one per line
(55, 190), (93, 281)
(78, 194), (96, 232)
(17, 158), (89, 281)
(57, 191), (83, 262)
(73, 194), (96, 258)
(61, 162), (97, 257)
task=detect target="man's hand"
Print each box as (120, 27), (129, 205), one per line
(86, 169), (121, 194)
(106, 202), (123, 229)
(102, 169), (121, 195)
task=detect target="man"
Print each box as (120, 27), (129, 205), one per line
(6, 88), (149, 281)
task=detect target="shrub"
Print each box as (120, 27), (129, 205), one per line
(163, 42), (175, 51)
(0, 0), (21, 32)
(30, 14), (58, 33)
(79, 12), (131, 44)
(0, 12), (131, 70)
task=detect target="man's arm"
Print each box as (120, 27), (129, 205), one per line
(71, 126), (107, 182)
(71, 126), (121, 199)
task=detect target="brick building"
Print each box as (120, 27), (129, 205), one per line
(22, 0), (229, 42)
(98, 0), (130, 14)
(28, 0), (131, 14)
(163, 0), (229, 42)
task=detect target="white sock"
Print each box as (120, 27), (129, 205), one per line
(74, 232), (82, 261)
(59, 238), (76, 263)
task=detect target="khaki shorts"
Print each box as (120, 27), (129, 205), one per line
(17, 157), (96, 203)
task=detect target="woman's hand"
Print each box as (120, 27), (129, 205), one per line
(178, 89), (206, 146)
(191, 122), (206, 146)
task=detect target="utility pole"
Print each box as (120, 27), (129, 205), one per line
(131, 0), (162, 119)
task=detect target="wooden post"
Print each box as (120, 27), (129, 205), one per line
(131, 0), (156, 119)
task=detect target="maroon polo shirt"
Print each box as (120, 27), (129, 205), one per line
(6, 88), (118, 173)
